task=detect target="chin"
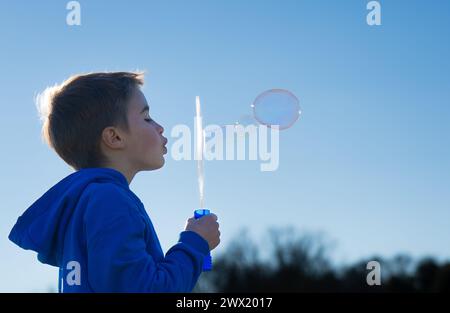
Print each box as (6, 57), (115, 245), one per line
(143, 158), (165, 171)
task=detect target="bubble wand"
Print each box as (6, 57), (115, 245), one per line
(194, 96), (212, 271)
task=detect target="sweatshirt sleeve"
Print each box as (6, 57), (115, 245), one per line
(84, 184), (210, 292)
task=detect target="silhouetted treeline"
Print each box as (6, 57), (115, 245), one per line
(194, 227), (450, 292)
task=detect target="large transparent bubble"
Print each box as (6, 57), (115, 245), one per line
(251, 89), (301, 130)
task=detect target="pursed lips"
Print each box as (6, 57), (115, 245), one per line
(162, 137), (168, 154)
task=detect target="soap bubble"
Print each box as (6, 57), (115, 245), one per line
(252, 89), (301, 130)
(204, 89), (301, 135)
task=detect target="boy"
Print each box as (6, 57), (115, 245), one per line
(8, 72), (221, 292)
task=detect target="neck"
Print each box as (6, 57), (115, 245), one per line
(102, 163), (136, 185)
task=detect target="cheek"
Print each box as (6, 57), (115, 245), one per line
(139, 124), (160, 151)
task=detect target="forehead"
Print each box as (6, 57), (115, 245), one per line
(127, 88), (149, 115)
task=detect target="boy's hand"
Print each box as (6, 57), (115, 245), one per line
(185, 213), (221, 251)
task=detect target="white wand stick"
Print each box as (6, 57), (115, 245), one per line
(195, 96), (205, 209)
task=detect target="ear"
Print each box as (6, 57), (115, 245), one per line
(101, 126), (126, 150)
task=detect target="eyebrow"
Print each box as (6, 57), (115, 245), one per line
(140, 105), (149, 114)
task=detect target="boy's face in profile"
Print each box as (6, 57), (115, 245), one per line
(122, 88), (167, 171)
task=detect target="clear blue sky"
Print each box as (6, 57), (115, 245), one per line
(0, 0), (449, 292)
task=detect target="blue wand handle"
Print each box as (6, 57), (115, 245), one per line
(194, 209), (213, 271)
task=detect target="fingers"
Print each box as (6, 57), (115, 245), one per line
(185, 212), (221, 251)
(205, 214), (219, 230)
(209, 213), (218, 221)
(214, 236), (221, 249)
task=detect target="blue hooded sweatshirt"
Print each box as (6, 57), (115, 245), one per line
(8, 167), (210, 292)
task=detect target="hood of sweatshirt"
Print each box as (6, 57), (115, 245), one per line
(8, 167), (129, 267)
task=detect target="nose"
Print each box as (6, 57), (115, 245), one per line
(156, 122), (164, 134)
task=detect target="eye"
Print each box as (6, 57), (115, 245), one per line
(144, 113), (152, 122)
